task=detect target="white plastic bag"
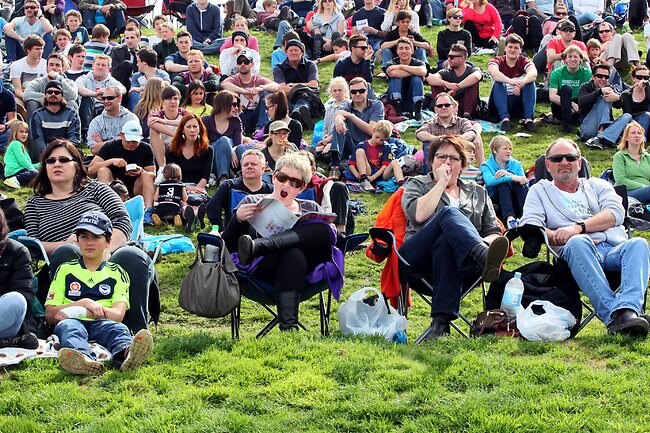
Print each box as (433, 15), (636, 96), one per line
(516, 300), (577, 341)
(338, 287), (407, 341)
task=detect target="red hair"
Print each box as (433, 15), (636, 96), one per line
(169, 113), (209, 157)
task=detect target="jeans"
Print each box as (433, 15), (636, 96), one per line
(561, 235), (649, 325)
(274, 20), (292, 49)
(5, 32), (54, 62)
(580, 98), (612, 140)
(492, 182), (528, 220)
(367, 36), (382, 53)
(54, 318), (131, 366)
(597, 112), (650, 144)
(127, 91), (141, 112)
(489, 81), (536, 121)
(0, 292), (27, 339)
(0, 129), (9, 152)
(192, 39), (225, 56)
(239, 97), (269, 136)
(576, 12), (616, 27)
(399, 206), (485, 317)
(330, 129), (358, 166)
(49, 244), (155, 333)
(82, 9), (126, 37)
(628, 186), (650, 204)
(429, 0), (445, 19)
(388, 75), (424, 113)
(211, 136), (234, 179)
(380, 47), (427, 68)
(79, 96), (101, 137)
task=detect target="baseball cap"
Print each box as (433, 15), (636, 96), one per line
(122, 120), (143, 142)
(558, 20), (575, 31)
(269, 120), (290, 133)
(75, 211), (113, 237)
(237, 49), (255, 63)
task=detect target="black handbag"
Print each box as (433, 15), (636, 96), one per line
(179, 234), (240, 318)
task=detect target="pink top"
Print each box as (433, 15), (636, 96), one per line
(462, 3), (502, 40)
(219, 35), (260, 53)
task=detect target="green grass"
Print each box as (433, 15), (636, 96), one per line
(2, 25), (650, 432)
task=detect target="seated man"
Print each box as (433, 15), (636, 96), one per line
(350, 0), (386, 52)
(0, 87), (17, 153)
(10, 35), (47, 118)
(333, 34), (375, 86)
(88, 121), (156, 225)
(206, 149), (273, 231)
(426, 43), (482, 119)
(416, 92), (484, 172)
(218, 30), (261, 78)
(520, 138), (650, 337)
(86, 86), (139, 154)
(487, 34), (537, 132)
(24, 53), (79, 120)
(186, 0), (222, 55)
(29, 81), (81, 157)
(578, 63), (621, 143)
(78, 0), (127, 38)
(545, 19), (586, 74)
(111, 25), (147, 94)
(384, 37), (426, 120)
(65, 44), (89, 82)
(2, 0), (54, 62)
(379, 11), (431, 69)
(128, 48), (171, 111)
(172, 49), (219, 100)
(548, 45), (592, 133)
(163, 30), (209, 81)
(598, 21), (640, 73)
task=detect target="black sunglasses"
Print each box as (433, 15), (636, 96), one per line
(231, 101), (240, 107)
(556, 12), (567, 16)
(594, 73), (610, 79)
(236, 58), (251, 65)
(350, 88), (366, 94)
(435, 103), (452, 108)
(448, 54), (462, 59)
(599, 29), (612, 33)
(547, 153), (580, 163)
(46, 89), (62, 95)
(101, 95), (118, 101)
(354, 45), (369, 50)
(274, 170), (305, 188)
(451, 15), (462, 19)
(24, 5), (38, 9)
(45, 156), (75, 164)
(635, 75), (650, 80)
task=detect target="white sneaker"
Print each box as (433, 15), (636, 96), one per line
(475, 47), (495, 55)
(3, 176), (20, 189)
(360, 179), (374, 192)
(207, 173), (217, 188)
(154, 167), (165, 185)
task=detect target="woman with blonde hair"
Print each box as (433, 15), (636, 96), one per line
(382, 0), (420, 32)
(462, 0), (501, 51)
(306, 0), (346, 59)
(134, 77), (166, 139)
(613, 121), (650, 204)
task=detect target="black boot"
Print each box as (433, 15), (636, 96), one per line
(468, 236), (509, 282)
(419, 314), (452, 342)
(238, 230), (302, 266)
(277, 290), (301, 331)
(312, 34), (323, 60)
(0, 332), (39, 349)
(608, 309), (649, 337)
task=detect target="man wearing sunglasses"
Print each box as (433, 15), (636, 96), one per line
(24, 53), (79, 120)
(597, 21), (640, 73)
(3, 0), (54, 62)
(545, 20), (586, 74)
(333, 34), (375, 85)
(86, 86), (139, 154)
(521, 138), (650, 337)
(29, 81), (81, 157)
(218, 31), (261, 78)
(427, 43), (482, 119)
(578, 63), (621, 143)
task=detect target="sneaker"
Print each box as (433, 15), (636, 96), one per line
(173, 214), (183, 227)
(585, 137), (604, 150)
(3, 176), (20, 189)
(474, 47), (495, 55)
(184, 206), (196, 233)
(143, 207), (155, 226)
(207, 173), (217, 188)
(328, 166), (341, 180)
(196, 203), (206, 229)
(360, 179), (374, 192)
(58, 348), (104, 376)
(500, 119), (512, 131)
(120, 329), (154, 372)
(151, 213), (163, 227)
(523, 120), (537, 132)
(2, 333), (39, 349)
(506, 217), (518, 230)
(154, 166), (165, 185)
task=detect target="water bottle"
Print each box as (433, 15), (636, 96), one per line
(501, 272), (524, 319)
(203, 225), (221, 263)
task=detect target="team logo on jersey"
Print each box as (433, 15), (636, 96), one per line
(99, 284), (111, 296)
(68, 281), (81, 297)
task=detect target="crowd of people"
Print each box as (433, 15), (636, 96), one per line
(3, 0), (650, 375)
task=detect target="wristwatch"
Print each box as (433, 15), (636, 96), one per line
(577, 221), (587, 234)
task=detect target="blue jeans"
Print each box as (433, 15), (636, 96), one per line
(399, 206), (485, 317)
(82, 9), (126, 37)
(49, 244), (154, 333)
(577, 11), (616, 26)
(628, 186), (650, 204)
(598, 112), (650, 144)
(0, 129), (9, 152)
(561, 235), (649, 325)
(388, 75), (424, 113)
(239, 96), (269, 136)
(79, 96), (101, 137)
(0, 292), (27, 339)
(489, 81), (536, 121)
(580, 98), (613, 140)
(211, 136), (233, 179)
(5, 32), (53, 62)
(367, 35), (382, 53)
(54, 319), (131, 366)
(192, 39), (224, 56)
(430, 0), (445, 19)
(274, 20), (291, 49)
(381, 47), (427, 68)
(127, 91), (140, 113)
(330, 129), (358, 166)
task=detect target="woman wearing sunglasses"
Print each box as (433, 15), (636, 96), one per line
(307, 0), (345, 59)
(222, 152), (343, 331)
(613, 121), (650, 204)
(399, 135), (509, 340)
(23, 139), (155, 333)
(596, 21), (640, 73)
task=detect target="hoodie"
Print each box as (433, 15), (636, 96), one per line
(75, 73), (125, 111)
(186, 2), (222, 43)
(87, 107), (139, 149)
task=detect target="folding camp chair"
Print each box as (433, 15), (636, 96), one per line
(123, 0), (155, 27)
(368, 227), (486, 341)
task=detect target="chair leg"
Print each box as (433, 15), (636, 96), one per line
(256, 316), (279, 338)
(231, 303), (241, 340)
(319, 290), (332, 337)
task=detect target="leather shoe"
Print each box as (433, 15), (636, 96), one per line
(607, 309), (649, 337)
(482, 236), (509, 282)
(418, 316), (450, 342)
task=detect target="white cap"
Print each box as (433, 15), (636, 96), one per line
(122, 120), (143, 142)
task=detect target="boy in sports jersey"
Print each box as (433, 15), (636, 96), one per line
(152, 163), (188, 227)
(45, 211), (154, 375)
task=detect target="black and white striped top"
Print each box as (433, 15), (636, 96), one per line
(25, 181), (132, 242)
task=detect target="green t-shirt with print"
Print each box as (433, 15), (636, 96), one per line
(549, 65), (592, 99)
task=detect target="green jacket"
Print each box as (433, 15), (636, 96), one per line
(612, 149), (650, 191)
(3, 140), (38, 178)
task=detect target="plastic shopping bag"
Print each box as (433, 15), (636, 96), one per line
(338, 287), (407, 342)
(516, 300), (577, 341)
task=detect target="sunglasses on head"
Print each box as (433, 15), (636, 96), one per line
(435, 103), (452, 108)
(594, 73), (610, 79)
(451, 14), (462, 19)
(547, 153), (579, 163)
(350, 88), (366, 94)
(560, 27), (575, 32)
(46, 89), (62, 95)
(102, 95), (117, 101)
(45, 156), (75, 164)
(274, 170), (305, 188)
(236, 58), (251, 65)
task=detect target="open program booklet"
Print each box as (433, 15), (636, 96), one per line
(249, 198), (337, 237)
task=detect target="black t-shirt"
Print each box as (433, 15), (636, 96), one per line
(436, 28), (473, 60)
(0, 87), (16, 122)
(351, 7), (385, 30)
(437, 64), (481, 84)
(165, 146), (214, 185)
(157, 180), (184, 205)
(384, 57), (426, 73)
(97, 139), (155, 189)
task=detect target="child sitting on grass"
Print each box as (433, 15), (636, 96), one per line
(45, 211), (153, 376)
(3, 121), (38, 189)
(152, 163), (188, 227)
(315, 38), (351, 64)
(346, 120), (405, 191)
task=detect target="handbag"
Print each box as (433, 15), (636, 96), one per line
(471, 309), (520, 337)
(179, 234), (240, 318)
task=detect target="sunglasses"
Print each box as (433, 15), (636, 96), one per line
(101, 95), (118, 101)
(556, 12), (567, 16)
(354, 45), (369, 50)
(45, 156), (75, 164)
(599, 29), (612, 33)
(594, 73), (610, 79)
(435, 103), (452, 108)
(24, 5), (38, 9)
(46, 89), (62, 95)
(560, 28), (575, 32)
(447, 54), (462, 59)
(236, 58), (251, 65)
(635, 75), (650, 80)
(434, 153), (462, 162)
(232, 101), (240, 107)
(274, 170), (305, 188)
(451, 14), (463, 19)
(350, 88), (366, 94)
(547, 153), (579, 163)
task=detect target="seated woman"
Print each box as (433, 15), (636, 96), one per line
(202, 90), (243, 185)
(382, 0), (420, 32)
(166, 113), (214, 228)
(182, 79), (212, 117)
(134, 77), (165, 140)
(613, 121), (650, 204)
(222, 153), (344, 331)
(263, 121), (299, 172)
(262, 91), (303, 150)
(24, 139), (155, 333)
(399, 135), (509, 340)
(305, 0), (346, 59)
(480, 135), (528, 229)
(462, 0), (501, 51)
(0, 208), (38, 349)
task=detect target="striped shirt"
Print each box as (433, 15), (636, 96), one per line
(25, 181), (132, 243)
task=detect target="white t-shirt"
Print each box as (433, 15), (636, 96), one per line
(13, 16), (47, 38)
(10, 57), (47, 88)
(560, 189), (592, 220)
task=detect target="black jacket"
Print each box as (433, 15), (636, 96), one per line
(578, 80), (622, 121)
(0, 239), (34, 326)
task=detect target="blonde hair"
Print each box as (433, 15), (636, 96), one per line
(446, 7), (461, 19)
(328, 76), (349, 99)
(134, 77), (166, 120)
(9, 121), (29, 144)
(489, 135), (513, 154)
(373, 120), (393, 140)
(618, 121), (646, 151)
(276, 152), (312, 184)
(316, 0), (341, 14)
(387, 0), (412, 14)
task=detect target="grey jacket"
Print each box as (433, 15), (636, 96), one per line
(23, 73), (78, 107)
(87, 107), (139, 148)
(401, 173), (501, 240)
(520, 178), (627, 252)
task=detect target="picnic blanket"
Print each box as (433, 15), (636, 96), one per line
(0, 335), (112, 368)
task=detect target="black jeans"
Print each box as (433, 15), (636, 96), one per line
(551, 85), (578, 126)
(492, 182), (528, 220)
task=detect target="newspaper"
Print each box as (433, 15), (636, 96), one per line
(249, 198), (336, 237)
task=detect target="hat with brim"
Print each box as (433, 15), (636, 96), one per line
(558, 21), (576, 31)
(75, 210), (113, 236)
(269, 120), (290, 133)
(237, 48), (255, 63)
(122, 120), (143, 142)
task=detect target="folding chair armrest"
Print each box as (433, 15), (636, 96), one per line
(16, 235), (50, 266)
